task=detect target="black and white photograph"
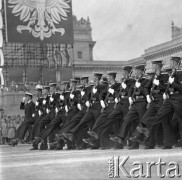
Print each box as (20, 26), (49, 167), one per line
(0, 0), (182, 179)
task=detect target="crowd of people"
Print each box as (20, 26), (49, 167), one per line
(7, 56), (182, 151)
(0, 115), (26, 144)
(3, 81), (52, 93)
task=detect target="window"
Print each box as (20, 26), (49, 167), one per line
(77, 51), (82, 59)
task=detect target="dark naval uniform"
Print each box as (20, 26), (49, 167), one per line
(69, 82), (107, 136)
(38, 91), (67, 144)
(16, 100), (35, 140)
(63, 88), (81, 149)
(143, 70), (182, 145)
(89, 81), (120, 148)
(60, 85), (93, 149)
(141, 72), (175, 148)
(31, 94), (50, 139)
(91, 79), (133, 145)
(30, 96), (44, 140)
(115, 77), (152, 146)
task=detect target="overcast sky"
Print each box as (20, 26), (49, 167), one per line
(72, 0), (182, 61)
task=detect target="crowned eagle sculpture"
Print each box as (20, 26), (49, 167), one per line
(8, 0), (71, 40)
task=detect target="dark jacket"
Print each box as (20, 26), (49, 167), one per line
(20, 101), (35, 121)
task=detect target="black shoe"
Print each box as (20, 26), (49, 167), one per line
(88, 146), (99, 150)
(110, 137), (123, 144)
(129, 134), (145, 145)
(40, 142), (48, 150)
(174, 141), (182, 147)
(136, 126), (150, 138)
(62, 133), (74, 142)
(10, 139), (18, 146)
(161, 146), (173, 149)
(56, 133), (66, 140)
(67, 146), (76, 150)
(30, 147), (38, 150)
(87, 131), (99, 139)
(82, 138), (94, 146)
(54, 147), (63, 150)
(144, 146), (155, 150)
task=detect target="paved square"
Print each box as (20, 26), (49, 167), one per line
(0, 145), (182, 180)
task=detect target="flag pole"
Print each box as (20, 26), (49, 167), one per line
(0, 0), (4, 91)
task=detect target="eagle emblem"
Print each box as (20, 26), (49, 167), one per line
(8, 0), (71, 40)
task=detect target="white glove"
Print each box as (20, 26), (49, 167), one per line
(22, 97), (26, 102)
(146, 95), (152, 103)
(70, 93), (74, 99)
(43, 100), (46, 105)
(35, 101), (39, 106)
(38, 110), (42, 116)
(60, 95), (64, 100)
(65, 105), (69, 113)
(81, 91), (85, 96)
(135, 81), (141, 88)
(55, 107), (59, 114)
(32, 113), (35, 117)
(85, 101), (90, 108)
(129, 97), (133, 105)
(77, 104), (82, 110)
(108, 88), (114, 94)
(50, 97), (54, 102)
(100, 100), (106, 108)
(46, 108), (50, 114)
(163, 93), (167, 100)
(153, 79), (159, 86)
(115, 98), (119, 103)
(122, 82), (127, 89)
(92, 87), (97, 94)
(169, 76), (174, 84)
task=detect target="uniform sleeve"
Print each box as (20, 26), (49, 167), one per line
(64, 92), (70, 106)
(128, 85), (134, 97)
(85, 91), (91, 102)
(143, 79), (152, 96)
(157, 74), (168, 92)
(75, 90), (81, 104)
(172, 73), (182, 92)
(113, 83), (121, 98)
(31, 102), (35, 115)
(20, 102), (25, 110)
(99, 84), (107, 101)
(85, 86), (93, 102)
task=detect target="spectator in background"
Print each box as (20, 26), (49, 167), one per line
(10, 81), (16, 92)
(35, 81), (43, 90)
(2, 118), (8, 144)
(25, 82), (30, 91)
(8, 118), (16, 143)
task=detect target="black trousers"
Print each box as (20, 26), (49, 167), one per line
(35, 110), (56, 137)
(60, 106), (87, 134)
(93, 99), (129, 137)
(17, 118), (35, 140)
(143, 94), (182, 143)
(70, 103), (102, 134)
(117, 101), (147, 139)
(31, 115), (45, 140)
(142, 98), (175, 146)
(64, 105), (79, 148)
(40, 111), (66, 140)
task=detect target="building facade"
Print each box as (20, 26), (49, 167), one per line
(1, 15), (182, 115)
(2, 12), (182, 84)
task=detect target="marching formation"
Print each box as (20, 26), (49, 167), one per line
(10, 57), (182, 150)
